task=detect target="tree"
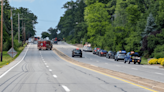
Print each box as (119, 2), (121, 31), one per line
(142, 13), (157, 38)
(41, 32), (50, 39)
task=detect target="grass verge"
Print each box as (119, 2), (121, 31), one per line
(141, 57), (148, 65)
(0, 44), (27, 68)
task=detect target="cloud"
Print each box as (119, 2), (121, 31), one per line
(9, 0), (35, 2)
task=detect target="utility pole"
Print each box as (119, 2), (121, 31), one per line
(24, 23), (26, 44)
(11, 10), (14, 49)
(18, 13), (20, 43)
(1, 0), (4, 62)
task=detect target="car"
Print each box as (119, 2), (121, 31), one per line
(83, 46), (92, 52)
(96, 49), (102, 55)
(99, 50), (108, 56)
(124, 51), (141, 64)
(106, 51), (114, 58)
(72, 48), (82, 58)
(115, 50), (126, 61)
(93, 47), (100, 54)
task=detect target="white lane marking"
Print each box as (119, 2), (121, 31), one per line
(0, 44), (31, 78)
(53, 75), (57, 78)
(45, 63), (47, 65)
(116, 65), (120, 67)
(132, 68), (138, 70)
(142, 66), (164, 71)
(155, 72), (164, 75)
(49, 69), (52, 71)
(46, 66), (49, 67)
(62, 85), (70, 92)
(91, 64), (98, 67)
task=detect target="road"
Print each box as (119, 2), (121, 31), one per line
(55, 42), (164, 84)
(0, 43), (156, 92)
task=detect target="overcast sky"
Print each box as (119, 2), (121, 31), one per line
(9, 0), (71, 37)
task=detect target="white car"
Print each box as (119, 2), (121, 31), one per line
(83, 46), (92, 52)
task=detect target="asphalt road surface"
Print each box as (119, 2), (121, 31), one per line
(0, 43), (156, 92)
(55, 42), (164, 84)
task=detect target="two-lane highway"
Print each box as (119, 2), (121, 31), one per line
(55, 42), (164, 84)
(0, 43), (155, 92)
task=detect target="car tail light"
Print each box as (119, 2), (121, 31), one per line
(101, 52), (103, 54)
(95, 50), (96, 51)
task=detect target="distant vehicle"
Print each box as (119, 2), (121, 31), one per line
(124, 51), (141, 64)
(28, 38), (33, 43)
(54, 37), (58, 44)
(34, 37), (40, 41)
(38, 40), (52, 50)
(106, 51), (114, 58)
(99, 50), (107, 56)
(93, 47), (100, 54)
(83, 46), (92, 52)
(115, 50), (126, 61)
(72, 48), (82, 57)
(96, 49), (102, 55)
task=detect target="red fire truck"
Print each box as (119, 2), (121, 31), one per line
(38, 40), (52, 50)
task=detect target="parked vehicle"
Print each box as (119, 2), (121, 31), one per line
(115, 50), (126, 61)
(124, 51), (141, 64)
(96, 49), (102, 55)
(37, 40), (52, 50)
(106, 51), (114, 58)
(72, 48), (82, 57)
(83, 46), (92, 52)
(93, 47), (100, 54)
(54, 37), (58, 44)
(99, 50), (107, 56)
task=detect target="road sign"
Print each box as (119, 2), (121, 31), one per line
(7, 48), (17, 58)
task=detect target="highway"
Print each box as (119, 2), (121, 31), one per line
(0, 43), (155, 92)
(55, 42), (164, 84)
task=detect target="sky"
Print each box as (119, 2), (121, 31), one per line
(9, 0), (72, 37)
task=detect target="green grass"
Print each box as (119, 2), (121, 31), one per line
(0, 44), (27, 68)
(141, 57), (148, 65)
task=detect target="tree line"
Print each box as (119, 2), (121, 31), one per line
(49, 0), (164, 58)
(0, 0), (38, 51)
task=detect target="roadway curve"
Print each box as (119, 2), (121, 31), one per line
(0, 43), (155, 92)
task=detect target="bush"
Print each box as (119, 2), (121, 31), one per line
(161, 60), (164, 66)
(153, 45), (164, 58)
(148, 58), (158, 65)
(157, 58), (164, 64)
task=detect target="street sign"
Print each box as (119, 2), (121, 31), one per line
(7, 48), (17, 58)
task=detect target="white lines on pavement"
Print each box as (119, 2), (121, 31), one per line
(49, 69), (52, 71)
(53, 75), (57, 78)
(155, 72), (164, 75)
(45, 63), (47, 65)
(0, 44), (31, 79)
(91, 64), (98, 67)
(62, 85), (70, 92)
(131, 68), (138, 70)
(46, 66), (49, 67)
(116, 65), (120, 67)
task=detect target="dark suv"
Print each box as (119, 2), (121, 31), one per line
(72, 49), (82, 57)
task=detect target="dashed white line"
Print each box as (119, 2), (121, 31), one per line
(131, 68), (138, 70)
(62, 85), (70, 92)
(45, 63), (47, 65)
(155, 72), (164, 75)
(46, 66), (49, 67)
(49, 69), (52, 71)
(53, 75), (57, 78)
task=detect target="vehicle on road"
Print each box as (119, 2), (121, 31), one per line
(38, 40), (52, 50)
(83, 46), (92, 52)
(93, 47), (100, 54)
(106, 51), (115, 58)
(96, 49), (102, 55)
(124, 51), (141, 64)
(54, 37), (58, 44)
(115, 50), (126, 61)
(99, 50), (107, 56)
(72, 48), (82, 57)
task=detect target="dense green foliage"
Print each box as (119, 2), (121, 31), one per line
(50, 0), (164, 58)
(0, 0), (37, 51)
